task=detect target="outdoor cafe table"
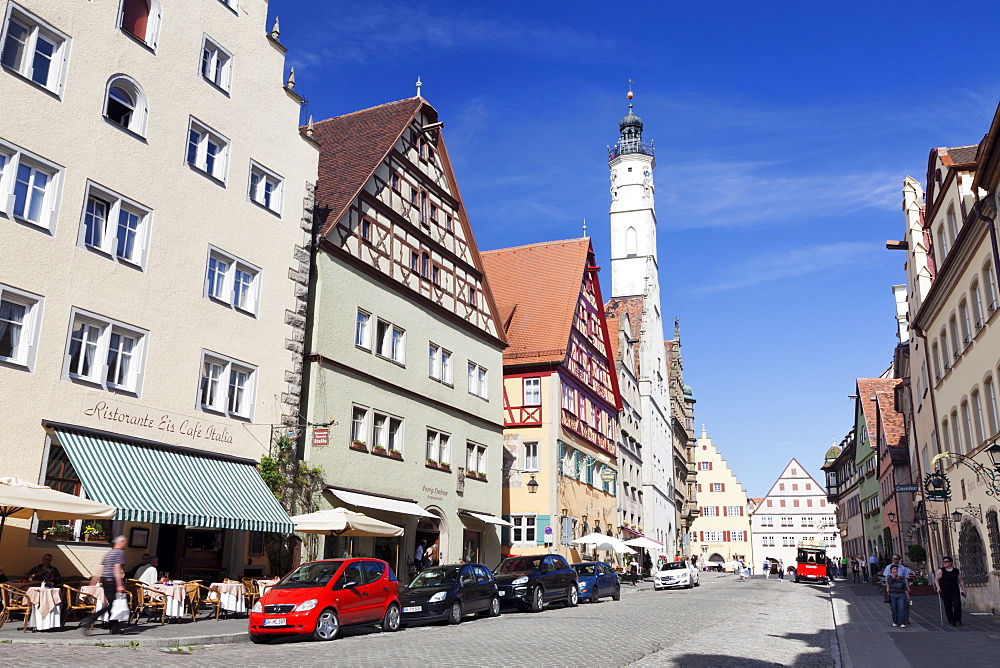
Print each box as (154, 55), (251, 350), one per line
(209, 582), (246, 613)
(257, 579), (278, 597)
(149, 582), (187, 618)
(24, 586), (61, 630)
(79, 584), (109, 622)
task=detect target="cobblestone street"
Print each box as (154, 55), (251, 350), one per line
(0, 573), (838, 666)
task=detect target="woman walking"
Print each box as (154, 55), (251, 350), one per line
(935, 556), (967, 626)
(851, 557), (860, 583)
(885, 565), (911, 628)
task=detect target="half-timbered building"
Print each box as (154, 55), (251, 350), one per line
(303, 96), (507, 578)
(482, 239), (622, 561)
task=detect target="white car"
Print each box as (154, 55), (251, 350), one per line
(653, 560), (701, 590)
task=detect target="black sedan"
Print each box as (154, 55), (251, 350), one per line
(399, 563), (501, 625)
(493, 554), (578, 612)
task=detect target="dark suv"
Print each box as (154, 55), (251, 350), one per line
(493, 554), (578, 612)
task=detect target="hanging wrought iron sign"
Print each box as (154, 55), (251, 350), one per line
(923, 472), (951, 501)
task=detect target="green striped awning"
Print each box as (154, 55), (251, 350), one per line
(54, 428), (293, 534)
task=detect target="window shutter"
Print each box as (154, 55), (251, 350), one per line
(699, 531), (704, 542)
(501, 515), (511, 546)
(740, 506), (744, 516)
(723, 531), (730, 542)
(536, 515), (551, 545)
(715, 507), (720, 517)
(720, 483), (725, 492)
(697, 484), (702, 493)
(709, 462), (713, 470)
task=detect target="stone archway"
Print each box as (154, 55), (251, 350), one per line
(422, 505), (449, 563)
(958, 520), (988, 585)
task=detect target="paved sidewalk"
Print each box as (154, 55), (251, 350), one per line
(0, 614), (250, 648)
(830, 579), (1000, 667)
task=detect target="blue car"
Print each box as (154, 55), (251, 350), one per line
(571, 561), (621, 603)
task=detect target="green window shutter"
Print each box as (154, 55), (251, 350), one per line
(536, 514), (551, 545)
(501, 515), (511, 547)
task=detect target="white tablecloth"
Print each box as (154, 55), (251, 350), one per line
(149, 583), (187, 618)
(209, 582), (246, 613)
(79, 585), (109, 622)
(25, 587), (61, 630)
(257, 579), (278, 597)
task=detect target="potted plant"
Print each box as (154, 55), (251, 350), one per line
(388, 449), (403, 460)
(425, 458), (438, 468)
(372, 444), (387, 455)
(439, 462), (451, 472)
(82, 523), (108, 542)
(44, 524), (75, 541)
(350, 440), (367, 452)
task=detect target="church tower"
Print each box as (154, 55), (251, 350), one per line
(609, 90), (657, 298)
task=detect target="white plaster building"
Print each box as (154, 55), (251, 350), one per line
(688, 428), (753, 566)
(604, 94), (676, 554)
(0, 0), (316, 579)
(605, 308), (644, 539)
(750, 459), (838, 568)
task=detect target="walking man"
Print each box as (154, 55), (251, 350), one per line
(868, 554), (878, 584)
(935, 556), (967, 626)
(852, 557), (860, 583)
(79, 535), (127, 635)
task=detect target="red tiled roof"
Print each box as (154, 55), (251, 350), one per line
(312, 97), (426, 236)
(875, 390), (908, 465)
(481, 238), (592, 366)
(606, 313), (621, 369)
(605, 296), (644, 376)
(856, 378), (901, 444)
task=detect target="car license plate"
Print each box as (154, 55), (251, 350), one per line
(498, 590), (505, 596)
(402, 606), (421, 613)
(263, 618), (286, 627)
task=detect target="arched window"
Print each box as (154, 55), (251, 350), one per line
(103, 75), (147, 136)
(625, 226), (637, 257)
(958, 520), (989, 585)
(961, 400), (974, 453)
(936, 224), (949, 260)
(118, 0), (161, 49)
(931, 342), (942, 380)
(984, 376), (999, 436)
(950, 409), (962, 455)
(984, 261), (999, 315)
(971, 280), (984, 330)
(987, 510), (1000, 571)
(940, 418), (951, 452)
(939, 329), (950, 369)
(949, 316), (961, 361)
(959, 300), (971, 346)
(972, 389), (985, 445)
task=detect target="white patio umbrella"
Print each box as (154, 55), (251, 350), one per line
(573, 533), (635, 554)
(0, 477), (116, 544)
(623, 536), (664, 550)
(290, 508), (403, 537)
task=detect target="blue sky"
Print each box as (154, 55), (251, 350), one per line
(270, 1), (1000, 496)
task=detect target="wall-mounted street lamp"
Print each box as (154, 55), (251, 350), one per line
(527, 475), (539, 494)
(934, 442), (1000, 498)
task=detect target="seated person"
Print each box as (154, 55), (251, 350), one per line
(25, 554), (63, 584)
(127, 553), (150, 579)
(134, 556), (159, 586)
(0, 567), (8, 583)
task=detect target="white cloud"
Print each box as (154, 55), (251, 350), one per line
(683, 241), (879, 295)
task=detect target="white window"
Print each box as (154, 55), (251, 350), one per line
(200, 36), (232, 92)
(704, 530), (723, 542)
(199, 351), (256, 419)
(350, 405), (368, 445)
(0, 138), (61, 231)
(466, 442), (487, 475)
(1, 4), (69, 94)
(711, 482), (722, 492)
(0, 283), (41, 370)
(760, 516), (773, 527)
(427, 343), (451, 383)
(511, 514), (536, 544)
(782, 536), (796, 547)
(426, 429), (450, 464)
(376, 320), (405, 363)
(699, 461), (710, 470)
(79, 182), (151, 267)
(524, 377), (541, 405)
(118, 0), (162, 50)
(204, 247), (260, 315)
(730, 531), (745, 542)
(104, 75), (148, 136)
(468, 362), (488, 399)
(780, 516), (794, 527)
(701, 506), (717, 517)
(523, 442), (539, 472)
(725, 505), (741, 517)
(984, 262), (999, 314)
(762, 536), (775, 547)
(64, 309), (147, 394)
(372, 412), (403, 454)
(218, 0), (239, 12)
(248, 161), (283, 214)
(187, 118), (229, 182)
(801, 516), (814, 527)
(355, 310), (371, 349)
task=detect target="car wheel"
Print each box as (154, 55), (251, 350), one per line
(485, 595), (501, 617)
(448, 601), (463, 625)
(529, 586), (544, 613)
(612, 585), (621, 601)
(249, 633), (271, 645)
(566, 583), (578, 607)
(312, 608), (340, 641)
(794, 575), (800, 584)
(381, 603), (401, 632)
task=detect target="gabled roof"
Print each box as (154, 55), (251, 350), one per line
(760, 458), (828, 500)
(312, 97), (425, 236)
(875, 390), (909, 465)
(856, 378), (901, 445)
(481, 238), (592, 366)
(605, 296), (644, 375)
(944, 145), (978, 166)
(606, 313), (621, 369)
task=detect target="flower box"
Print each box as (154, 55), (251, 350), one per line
(372, 446), (387, 455)
(350, 440), (368, 452)
(425, 459), (438, 468)
(388, 450), (403, 460)
(466, 471), (487, 481)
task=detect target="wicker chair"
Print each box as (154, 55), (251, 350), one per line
(62, 584), (98, 622)
(197, 584), (223, 620)
(0, 583), (31, 631)
(127, 580), (166, 625)
(182, 582), (201, 622)
(241, 578), (260, 609)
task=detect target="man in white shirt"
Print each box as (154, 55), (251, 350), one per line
(134, 556), (159, 586)
(882, 554), (913, 579)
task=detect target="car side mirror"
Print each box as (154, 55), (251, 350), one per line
(339, 579), (359, 589)
(461, 576), (472, 587)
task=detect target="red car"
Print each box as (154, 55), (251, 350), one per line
(249, 558), (401, 643)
